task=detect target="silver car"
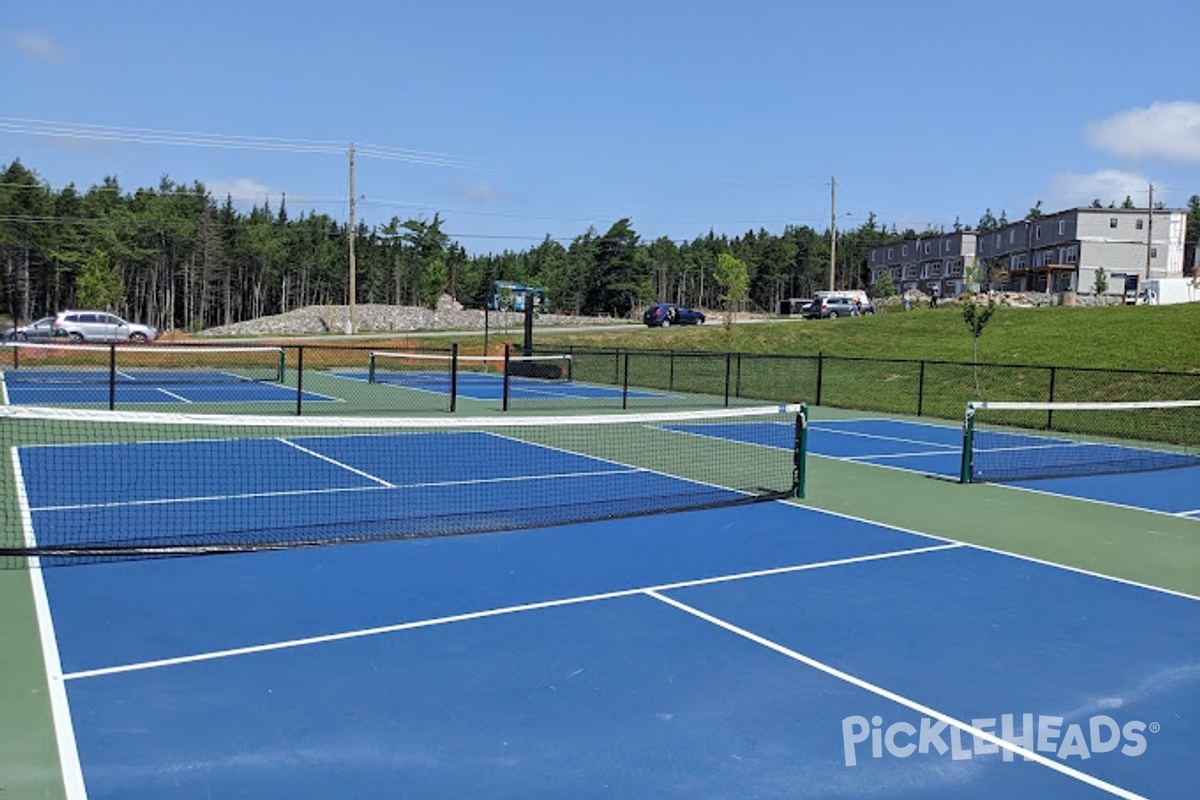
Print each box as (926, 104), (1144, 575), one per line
(52, 310), (158, 343)
(7, 316), (59, 341)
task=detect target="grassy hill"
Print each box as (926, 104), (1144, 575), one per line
(532, 302), (1200, 373)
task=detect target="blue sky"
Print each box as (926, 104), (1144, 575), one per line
(4, 0), (1200, 255)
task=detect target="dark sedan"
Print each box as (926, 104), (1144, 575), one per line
(643, 304), (706, 327)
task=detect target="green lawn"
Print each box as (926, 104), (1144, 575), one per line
(532, 302), (1200, 372)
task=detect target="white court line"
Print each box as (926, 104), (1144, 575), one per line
(277, 438), (394, 487)
(11, 447), (88, 800)
(810, 425), (960, 450)
(61, 543), (961, 681)
(29, 466), (643, 513)
(791, 502), (1200, 603)
(986, 481), (1200, 524)
(155, 388), (192, 403)
(646, 589), (1149, 800)
(846, 449), (959, 461)
(809, 418), (1200, 520)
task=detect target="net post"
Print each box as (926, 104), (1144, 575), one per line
(108, 343), (117, 411)
(502, 344), (511, 412)
(276, 347), (286, 383)
(367, 352), (377, 383)
(793, 404), (808, 499)
(960, 402), (975, 484)
(449, 343), (459, 413)
(564, 354), (573, 382)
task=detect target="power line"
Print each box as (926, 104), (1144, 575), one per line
(0, 117), (473, 168)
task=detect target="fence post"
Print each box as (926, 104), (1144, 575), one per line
(502, 344), (511, 411)
(449, 342), (459, 413)
(1046, 366), (1057, 429)
(917, 360), (926, 417)
(108, 343), (117, 410)
(622, 351), (630, 410)
(815, 352), (824, 406)
(723, 352), (732, 407)
(295, 346), (304, 416)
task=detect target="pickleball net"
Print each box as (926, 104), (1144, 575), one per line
(368, 350), (573, 383)
(0, 342), (286, 385)
(1, 403), (805, 564)
(366, 348), (575, 411)
(960, 399), (1200, 483)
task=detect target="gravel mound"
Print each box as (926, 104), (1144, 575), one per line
(200, 304), (626, 337)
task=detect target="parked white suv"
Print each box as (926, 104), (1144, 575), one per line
(52, 310), (158, 343)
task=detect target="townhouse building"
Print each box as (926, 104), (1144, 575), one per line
(866, 231), (977, 299)
(868, 207), (1189, 297)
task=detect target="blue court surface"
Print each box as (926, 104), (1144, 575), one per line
(799, 418), (1200, 520)
(334, 368), (665, 402)
(1, 370), (335, 406)
(20, 424), (1200, 799)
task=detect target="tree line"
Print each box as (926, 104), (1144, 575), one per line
(2, 159), (1196, 332)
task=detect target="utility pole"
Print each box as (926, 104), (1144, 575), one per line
(347, 145), (357, 334)
(1145, 183), (1154, 279)
(829, 176), (837, 292)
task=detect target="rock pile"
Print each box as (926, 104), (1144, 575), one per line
(199, 304), (626, 337)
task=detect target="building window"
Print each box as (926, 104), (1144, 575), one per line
(871, 251), (877, 262)
(887, 248), (893, 259)
(945, 240), (952, 252)
(902, 245), (908, 256)
(1151, 247), (1158, 258)
(1057, 220), (1065, 235)
(996, 233), (1002, 247)
(1135, 219), (1144, 230)
(1009, 229), (1015, 244)
(924, 243), (931, 254)
(1110, 218), (1118, 228)
(1035, 225), (1042, 240)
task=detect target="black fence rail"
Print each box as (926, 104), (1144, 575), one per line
(3, 341), (1197, 432)
(556, 346), (1200, 428)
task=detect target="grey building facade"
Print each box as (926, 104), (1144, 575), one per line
(867, 231), (978, 298)
(867, 207), (1188, 297)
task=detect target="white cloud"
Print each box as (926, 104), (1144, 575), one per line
(11, 31), (67, 63)
(1046, 169), (1156, 209)
(1085, 101), (1200, 163)
(460, 181), (504, 203)
(204, 178), (275, 203)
